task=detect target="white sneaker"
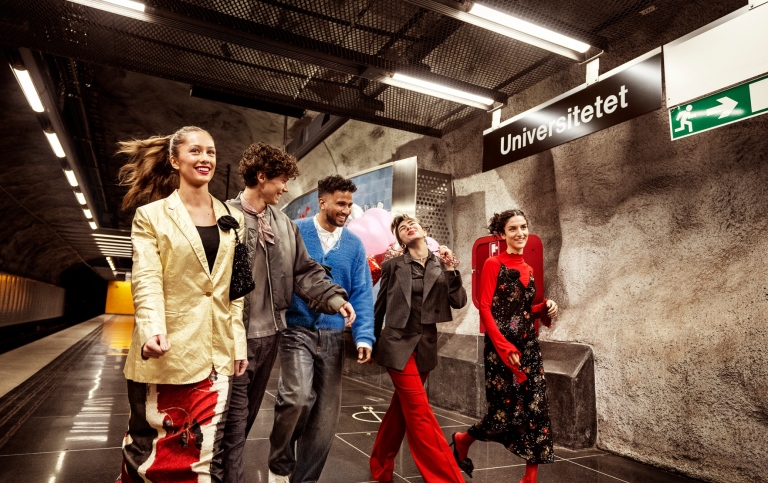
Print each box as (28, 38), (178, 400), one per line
(268, 470), (290, 483)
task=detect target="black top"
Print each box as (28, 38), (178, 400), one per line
(405, 260), (425, 329)
(196, 225), (219, 273)
(404, 258), (437, 372)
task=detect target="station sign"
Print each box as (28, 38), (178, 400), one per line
(483, 52), (662, 172)
(669, 74), (768, 140)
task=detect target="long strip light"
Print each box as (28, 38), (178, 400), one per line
(64, 169), (78, 187)
(401, 0), (591, 60)
(45, 132), (66, 158)
(468, 3), (590, 54)
(106, 257), (116, 270)
(95, 239), (131, 245)
(96, 245), (133, 250)
(103, 0), (145, 11)
(92, 234), (131, 240)
(382, 73), (495, 110)
(66, 0), (146, 14)
(10, 67), (44, 112)
(10, 49), (101, 237)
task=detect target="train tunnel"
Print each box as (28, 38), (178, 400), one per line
(1, 1), (766, 482)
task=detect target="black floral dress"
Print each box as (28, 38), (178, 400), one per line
(468, 264), (554, 464)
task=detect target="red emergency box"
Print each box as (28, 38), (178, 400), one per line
(471, 234), (546, 333)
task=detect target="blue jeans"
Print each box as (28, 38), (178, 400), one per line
(268, 326), (344, 483)
(222, 334), (281, 483)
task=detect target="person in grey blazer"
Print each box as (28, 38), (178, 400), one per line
(369, 214), (467, 483)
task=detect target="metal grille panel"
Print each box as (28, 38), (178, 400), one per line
(416, 169), (452, 249)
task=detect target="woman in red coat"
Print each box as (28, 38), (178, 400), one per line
(452, 209), (559, 483)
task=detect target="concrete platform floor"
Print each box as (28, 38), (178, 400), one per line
(0, 315), (702, 483)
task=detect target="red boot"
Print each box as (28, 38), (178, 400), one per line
(519, 462), (538, 483)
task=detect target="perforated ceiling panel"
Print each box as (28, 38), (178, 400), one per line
(0, 0), (717, 137)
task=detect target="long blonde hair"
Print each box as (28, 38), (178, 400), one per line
(118, 126), (209, 210)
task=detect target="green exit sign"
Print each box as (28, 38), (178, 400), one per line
(669, 74), (768, 140)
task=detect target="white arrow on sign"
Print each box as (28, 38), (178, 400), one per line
(705, 97), (738, 119)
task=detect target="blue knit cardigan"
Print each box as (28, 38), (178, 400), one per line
(285, 218), (375, 347)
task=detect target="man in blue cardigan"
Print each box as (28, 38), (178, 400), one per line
(268, 175), (375, 483)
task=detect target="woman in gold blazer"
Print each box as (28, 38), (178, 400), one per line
(118, 126), (247, 483)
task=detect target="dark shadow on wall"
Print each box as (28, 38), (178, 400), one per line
(61, 263), (108, 323)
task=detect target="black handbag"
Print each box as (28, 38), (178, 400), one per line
(218, 202), (256, 300)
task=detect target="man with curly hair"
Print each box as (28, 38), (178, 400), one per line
(221, 143), (357, 483)
(267, 175), (375, 483)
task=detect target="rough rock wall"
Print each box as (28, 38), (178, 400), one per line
(289, 4), (768, 481)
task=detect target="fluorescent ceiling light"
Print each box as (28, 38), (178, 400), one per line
(10, 67), (44, 112)
(382, 73), (495, 109)
(66, 0), (146, 13)
(92, 234), (131, 240)
(46, 132), (66, 158)
(103, 0), (145, 12)
(75, 192), (86, 205)
(83, 209), (93, 219)
(468, 3), (590, 53)
(97, 244), (132, 250)
(89, 221), (98, 230)
(64, 169), (78, 187)
(96, 239), (131, 245)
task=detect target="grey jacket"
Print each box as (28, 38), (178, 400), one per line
(228, 193), (347, 337)
(373, 252), (467, 371)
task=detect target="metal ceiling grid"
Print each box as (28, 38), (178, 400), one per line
(2, 0), (706, 139)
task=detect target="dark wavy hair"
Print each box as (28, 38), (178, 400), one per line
(317, 175), (357, 197)
(488, 209), (529, 237)
(239, 142), (299, 187)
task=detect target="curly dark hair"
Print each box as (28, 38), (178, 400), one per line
(239, 142), (299, 187)
(317, 175), (357, 197)
(488, 209), (529, 236)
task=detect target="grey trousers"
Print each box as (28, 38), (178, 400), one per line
(268, 326), (344, 483)
(221, 333), (281, 483)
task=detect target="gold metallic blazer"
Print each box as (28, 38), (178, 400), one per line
(124, 190), (247, 384)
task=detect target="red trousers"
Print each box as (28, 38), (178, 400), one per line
(369, 355), (464, 483)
